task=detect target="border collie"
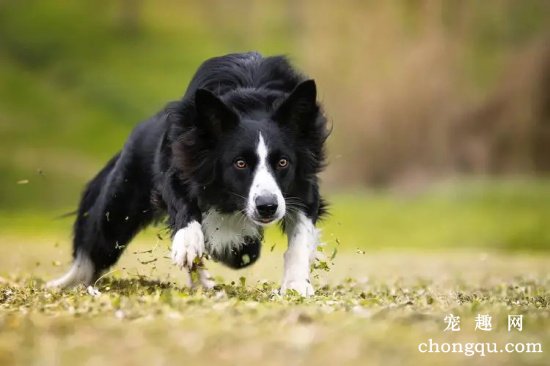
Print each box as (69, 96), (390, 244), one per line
(47, 52), (328, 296)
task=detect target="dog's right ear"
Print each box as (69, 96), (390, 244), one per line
(195, 89), (239, 136)
(273, 80), (318, 130)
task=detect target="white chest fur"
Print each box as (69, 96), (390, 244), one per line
(201, 209), (261, 257)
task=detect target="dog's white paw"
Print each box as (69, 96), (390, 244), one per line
(171, 221), (205, 269)
(280, 279), (315, 297)
(197, 268), (216, 290)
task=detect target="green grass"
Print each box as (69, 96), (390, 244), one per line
(317, 179), (550, 252)
(0, 246), (548, 366)
(0, 181), (549, 365)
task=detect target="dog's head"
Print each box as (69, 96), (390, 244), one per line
(174, 80), (326, 226)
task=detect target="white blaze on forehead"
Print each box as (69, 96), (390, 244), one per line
(257, 133), (268, 162)
(246, 133), (285, 223)
(254, 134), (277, 195)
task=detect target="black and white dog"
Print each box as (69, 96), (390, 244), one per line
(48, 52), (328, 296)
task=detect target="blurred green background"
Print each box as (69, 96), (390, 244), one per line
(0, 0), (549, 252)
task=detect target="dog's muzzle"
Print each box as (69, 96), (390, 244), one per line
(254, 193), (279, 223)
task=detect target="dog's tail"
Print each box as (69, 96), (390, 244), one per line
(47, 153), (122, 289)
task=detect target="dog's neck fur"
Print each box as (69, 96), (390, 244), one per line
(201, 209), (261, 257)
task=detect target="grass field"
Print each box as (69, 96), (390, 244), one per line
(0, 182), (549, 365)
(1, 247), (548, 366)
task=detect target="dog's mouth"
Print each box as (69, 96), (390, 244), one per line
(250, 215), (280, 226)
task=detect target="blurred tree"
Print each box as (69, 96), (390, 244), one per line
(0, 0), (549, 209)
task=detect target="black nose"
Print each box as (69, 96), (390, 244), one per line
(255, 194), (278, 218)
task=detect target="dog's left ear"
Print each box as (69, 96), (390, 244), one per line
(273, 80), (318, 129)
(195, 89), (239, 136)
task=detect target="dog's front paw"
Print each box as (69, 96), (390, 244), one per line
(171, 221), (205, 269)
(280, 279), (315, 297)
(197, 268), (216, 290)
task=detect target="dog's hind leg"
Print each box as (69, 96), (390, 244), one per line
(48, 151), (155, 288)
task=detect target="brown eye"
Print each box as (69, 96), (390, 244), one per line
(278, 158), (289, 169)
(234, 159), (247, 169)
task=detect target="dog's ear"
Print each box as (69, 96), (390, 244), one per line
(195, 89), (239, 136)
(273, 80), (318, 129)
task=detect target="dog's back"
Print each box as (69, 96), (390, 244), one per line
(183, 52), (304, 99)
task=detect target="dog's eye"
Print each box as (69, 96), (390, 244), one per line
(277, 158), (289, 169)
(234, 159), (247, 169)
